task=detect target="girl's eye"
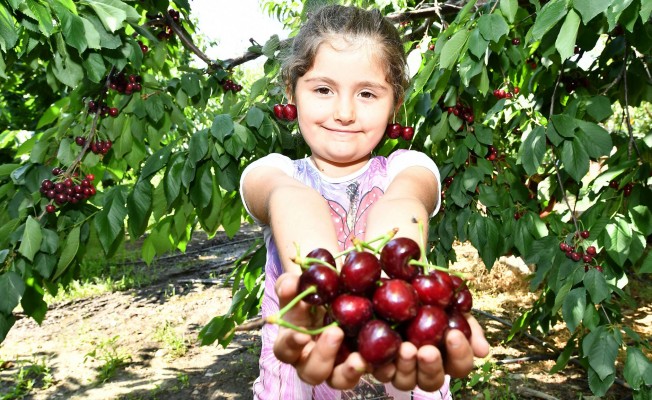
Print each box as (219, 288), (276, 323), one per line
(315, 87), (331, 95)
(359, 91), (376, 99)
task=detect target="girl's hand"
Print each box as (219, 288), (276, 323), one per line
(273, 272), (491, 392)
(273, 272), (368, 389)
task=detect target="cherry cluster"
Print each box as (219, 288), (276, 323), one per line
(283, 236), (474, 368)
(273, 103), (298, 121)
(609, 180), (635, 197)
(385, 123), (415, 141)
(485, 145), (498, 161)
(74, 136), (113, 155)
(41, 172), (97, 213)
(88, 100), (119, 118)
(559, 230), (603, 272)
(137, 40), (148, 54)
(222, 79), (243, 93)
(492, 86), (519, 100)
(108, 72), (143, 95)
(446, 102), (475, 125)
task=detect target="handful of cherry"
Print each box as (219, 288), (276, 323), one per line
(268, 231), (474, 368)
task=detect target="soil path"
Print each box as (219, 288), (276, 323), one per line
(0, 224), (647, 399)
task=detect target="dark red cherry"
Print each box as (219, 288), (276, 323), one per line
(357, 319), (402, 367)
(385, 123), (402, 139)
(305, 248), (336, 269)
(451, 287), (473, 313)
(405, 305), (448, 348)
(372, 279), (419, 323)
(380, 237), (422, 281)
(412, 270), (454, 308)
(330, 294), (373, 336)
(401, 126), (415, 141)
(282, 104), (297, 121)
(297, 264), (340, 305)
(339, 251), (381, 295)
(273, 104), (284, 119)
(447, 311), (472, 339)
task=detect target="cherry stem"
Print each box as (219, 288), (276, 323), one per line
(270, 319), (339, 336)
(295, 256), (338, 273)
(336, 228), (399, 258)
(415, 218), (428, 265)
(408, 259), (469, 279)
(271, 285), (317, 321)
(265, 285), (339, 336)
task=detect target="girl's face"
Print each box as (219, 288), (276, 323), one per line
(293, 37), (395, 178)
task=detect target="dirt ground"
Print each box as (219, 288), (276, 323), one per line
(0, 224), (649, 400)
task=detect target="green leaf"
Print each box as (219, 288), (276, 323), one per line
(85, 0), (138, 32)
(51, 49), (84, 88)
(519, 126), (546, 176)
(140, 145), (172, 180)
(188, 130), (209, 166)
(639, 251), (652, 274)
(51, 1), (87, 53)
(468, 28), (489, 58)
(164, 156), (184, 206)
(94, 186), (128, 253)
(181, 73), (201, 97)
(551, 114), (576, 138)
(198, 315), (236, 347)
(562, 287), (586, 332)
(555, 9), (581, 61)
(21, 282), (47, 324)
(190, 162), (213, 210)
(478, 14), (509, 43)
(575, 120), (613, 159)
(500, 0), (519, 23)
(0, 312), (16, 343)
(0, 272), (25, 314)
(603, 216), (632, 267)
(585, 96), (613, 122)
(53, 224), (78, 280)
(583, 328), (618, 381)
(561, 139), (589, 183)
(531, 0), (568, 41)
(0, 3), (19, 52)
(18, 216), (42, 262)
(245, 107), (265, 130)
(624, 346), (652, 389)
(429, 114), (449, 144)
(440, 29), (470, 70)
(127, 180), (153, 238)
(81, 17), (101, 49)
(573, 0), (613, 24)
(550, 335), (576, 374)
(642, 0), (652, 22)
(82, 52), (106, 83)
(583, 268), (610, 304)
(588, 367), (615, 396)
(144, 95), (165, 122)
(211, 114), (234, 142)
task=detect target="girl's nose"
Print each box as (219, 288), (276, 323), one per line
(333, 97), (355, 124)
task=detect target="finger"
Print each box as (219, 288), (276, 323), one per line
(327, 352), (368, 390)
(443, 328), (475, 378)
(416, 345), (445, 392)
(295, 326), (344, 386)
(273, 327), (312, 364)
(391, 342), (418, 391)
(468, 315), (491, 358)
(371, 360), (396, 383)
(275, 272), (300, 306)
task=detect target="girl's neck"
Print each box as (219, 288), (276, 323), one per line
(309, 155), (372, 179)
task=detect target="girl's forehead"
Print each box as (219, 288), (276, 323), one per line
(314, 35), (387, 70)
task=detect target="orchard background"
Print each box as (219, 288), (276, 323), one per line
(0, 0), (650, 398)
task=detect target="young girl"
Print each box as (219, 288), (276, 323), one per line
(240, 5), (489, 399)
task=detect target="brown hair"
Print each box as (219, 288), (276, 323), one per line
(280, 5), (408, 106)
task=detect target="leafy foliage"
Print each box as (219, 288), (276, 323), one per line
(0, 0), (650, 396)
